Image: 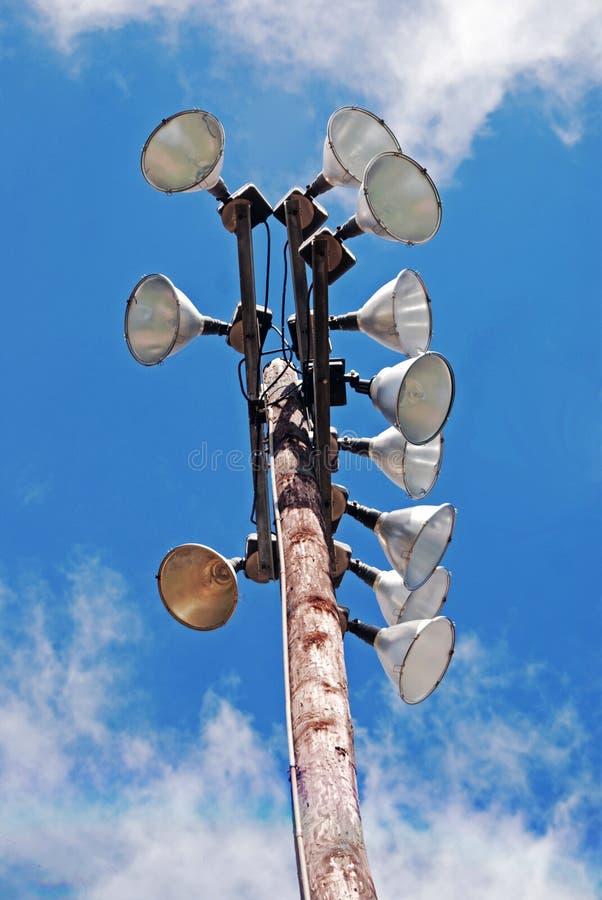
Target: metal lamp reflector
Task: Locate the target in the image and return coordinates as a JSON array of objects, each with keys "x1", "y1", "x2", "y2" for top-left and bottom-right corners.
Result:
[
  {"x1": 374, "y1": 566, "x2": 450, "y2": 624},
  {"x1": 375, "y1": 503, "x2": 456, "y2": 590},
  {"x1": 141, "y1": 109, "x2": 225, "y2": 194},
  {"x1": 370, "y1": 427, "x2": 443, "y2": 499},
  {"x1": 356, "y1": 151, "x2": 441, "y2": 244},
  {"x1": 322, "y1": 106, "x2": 400, "y2": 188},
  {"x1": 125, "y1": 273, "x2": 222, "y2": 366},
  {"x1": 370, "y1": 352, "x2": 454, "y2": 445},
  {"x1": 157, "y1": 543, "x2": 238, "y2": 631},
  {"x1": 375, "y1": 616, "x2": 455, "y2": 703}
]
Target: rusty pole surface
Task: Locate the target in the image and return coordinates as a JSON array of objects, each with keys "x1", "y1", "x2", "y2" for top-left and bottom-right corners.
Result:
[{"x1": 264, "y1": 357, "x2": 377, "y2": 900}]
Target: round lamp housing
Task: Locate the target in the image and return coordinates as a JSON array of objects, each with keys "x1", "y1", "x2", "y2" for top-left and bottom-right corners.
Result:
[
  {"x1": 375, "y1": 616, "x2": 455, "y2": 703},
  {"x1": 141, "y1": 109, "x2": 225, "y2": 194},
  {"x1": 125, "y1": 273, "x2": 208, "y2": 366},
  {"x1": 157, "y1": 543, "x2": 238, "y2": 631},
  {"x1": 370, "y1": 353, "x2": 455, "y2": 445},
  {"x1": 357, "y1": 269, "x2": 432, "y2": 356},
  {"x1": 356, "y1": 151, "x2": 442, "y2": 244},
  {"x1": 322, "y1": 106, "x2": 400, "y2": 188},
  {"x1": 369, "y1": 427, "x2": 443, "y2": 499},
  {"x1": 375, "y1": 503, "x2": 456, "y2": 590},
  {"x1": 374, "y1": 566, "x2": 450, "y2": 625}
]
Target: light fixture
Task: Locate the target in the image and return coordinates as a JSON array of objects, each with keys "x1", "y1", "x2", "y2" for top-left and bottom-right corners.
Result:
[
  {"x1": 349, "y1": 558, "x2": 450, "y2": 624},
  {"x1": 335, "y1": 151, "x2": 442, "y2": 245},
  {"x1": 157, "y1": 543, "x2": 242, "y2": 630},
  {"x1": 306, "y1": 106, "x2": 400, "y2": 198},
  {"x1": 346, "y1": 500, "x2": 456, "y2": 590},
  {"x1": 339, "y1": 428, "x2": 443, "y2": 499},
  {"x1": 329, "y1": 269, "x2": 432, "y2": 357},
  {"x1": 347, "y1": 352, "x2": 454, "y2": 445},
  {"x1": 141, "y1": 109, "x2": 230, "y2": 199},
  {"x1": 343, "y1": 611, "x2": 455, "y2": 704},
  {"x1": 124, "y1": 273, "x2": 229, "y2": 366}
]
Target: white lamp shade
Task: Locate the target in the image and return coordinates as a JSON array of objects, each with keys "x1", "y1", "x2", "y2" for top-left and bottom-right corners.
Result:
[
  {"x1": 374, "y1": 566, "x2": 450, "y2": 625},
  {"x1": 369, "y1": 352, "x2": 454, "y2": 445},
  {"x1": 125, "y1": 274, "x2": 206, "y2": 366},
  {"x1": 157, "y1": 544, "x2": 238, "y2": 630},
  {"x1": 141, "y1": 109, "x2": 225, "y2": 194},
  {"x1": 322, "y1": 106, "x2": 400, "y2": 188},
  {"x1": 356, "y1": 151, "x2": 441, "y2": 244},
  {"x1": 369, "y1": 426, "x2": 443, "y2": 499},
  {"x1": 374, "y1": 503, "x2": 456, "y2": 590},
  {"x1": 374, "y1": 616, "x2": 455, "y2": 703},
  {"x1": 357, "y1": 269, "x2": 432, "y2": 356}
]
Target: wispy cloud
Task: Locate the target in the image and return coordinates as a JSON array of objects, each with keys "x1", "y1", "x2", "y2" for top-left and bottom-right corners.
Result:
[
  {"x1": 23, "y1": 0, "x2": 602, "y2": 178},
  {"x1": 0, "y1": 558, "x2": 599, "y2": 897}
]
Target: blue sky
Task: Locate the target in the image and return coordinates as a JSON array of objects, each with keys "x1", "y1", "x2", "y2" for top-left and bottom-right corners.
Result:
[{"x1": 0, "y1": 1, "x2": 600, "y2": 897}]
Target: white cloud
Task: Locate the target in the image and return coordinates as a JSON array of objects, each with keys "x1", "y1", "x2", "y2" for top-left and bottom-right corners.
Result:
[
  {"x1": 0, "y1": 559, "x2": 599, "y2": 898},
  {"x1": 23, "y1": 0, "x2": 602, "y2": 178}
]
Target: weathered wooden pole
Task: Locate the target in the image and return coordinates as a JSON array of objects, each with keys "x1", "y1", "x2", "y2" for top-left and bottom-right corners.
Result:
[{"x1": 264, "y1": 357, "x2": 377, "y2": 900}]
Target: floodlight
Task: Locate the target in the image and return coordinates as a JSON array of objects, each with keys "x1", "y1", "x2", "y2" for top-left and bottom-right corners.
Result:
[
  {"x1": 336, "y1": 151, "x2": 442, "y2": 245},
  {"x1": 306, "y1": 106, "x2": 400, "y2": 198},
  {"x1": 346, "y1": 614, "x2": 455, "y2": 704},
  {"x1": 349, "y1": 558, "x2": 450, "y2": 624},
  {"x1": 346, "y1": 500, "x2": 456, "y2": 590},
  {"x1": 339, "y1": 428, "x2": 443, "y2": 499},
  {"x1": 141, "y1": 109, "x2": 229, "y2": 199},
  {"x1": 124, "y1": 274, "x2": 229, "y2": 366},
  {"x1": 347, "y1": 352, "x2": 454, "y2": 445},
  {"x1": 329, "y1": 269, "x2": 432, "y2": 357},
  {"x1": 157, "y1": 543, "x2": 239, "y2": 630}
]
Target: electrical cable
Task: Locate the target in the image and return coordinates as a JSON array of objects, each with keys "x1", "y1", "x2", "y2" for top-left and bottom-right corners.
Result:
[{"x1": 262, "y1": 220, "x2": 271, "y2": 314}]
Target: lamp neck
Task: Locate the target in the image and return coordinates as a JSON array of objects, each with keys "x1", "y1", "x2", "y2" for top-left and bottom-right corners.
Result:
[
  {"x1": 336, "y1": 217, "x2": 363, "y2": 241},
  {"x1": 347, "y1": 618, "x2": 380, "y2": 646},
  {"x1": 349, "y1": 558, "x2": 380, "y2": 588},
  {"x1": 345, "y1": 370, "x2": 372, "y2": 395},
  {"x1": 345, "y1": 500, "x2": 381, "y2": 531},
  {"x1": 208, "y1": 178, "x2": 231, "y2": 202},
  {"x1": 203, "y1": 316, "x2": 230, "y2": 336},
  {"x1": 229, "y1": 557, "x2": 245, "y2": 573},
  {"x1": 329, "y1": 312, "x2": 359, "y2": 332},
  {"x1": 305, "y1": 172, "x2": 333, "y2": 199},
  {"x1": 338, "y1": 436, "x2": 371, "y2": 457}
]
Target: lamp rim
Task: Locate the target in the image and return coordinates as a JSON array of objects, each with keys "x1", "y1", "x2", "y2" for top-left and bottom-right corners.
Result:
[
  {"x1": 399, "y1": 616, "x2": 455, "y2": 703},
  {"x1": 362, "y1": 151, "x2": 442, "y2": 245},
  {"x1": 326, "y1": 106, "x2": 401, "y2": 187},
  {"x1": 157, "y1": 542, "x2": 238, "y2": 632},
  {"x1": 140, "y1": 108, "x2": 225, "y2": 194},
  {"x1": 124, "y1": 273, "x2": 181, "y2": 366}
]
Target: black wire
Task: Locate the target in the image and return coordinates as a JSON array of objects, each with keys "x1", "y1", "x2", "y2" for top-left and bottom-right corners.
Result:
[
  {"x1": 237, "y1": 357, "x2": 250, "y2": 402},
  {"x1": 263, "y1": 220, "x2": 271, "y2": 314},
  {"x1": 280, "y1": 239, "x2": 289, "y2": 358},
  {"x1": 250, "y1": 222, "x2": 272, "y2": 526}
]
